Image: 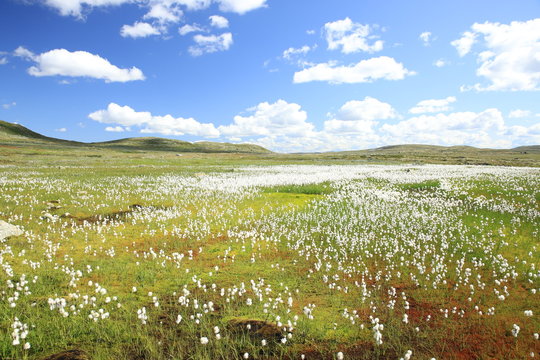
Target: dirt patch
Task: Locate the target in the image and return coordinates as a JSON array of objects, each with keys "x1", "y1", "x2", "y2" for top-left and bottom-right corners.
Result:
[
  {"x1": 41, "y1": 349, "x2": 90, "y2": 360},
  {"x1": 66, "y1": 204, "x2": 167, "y2": 225},
  {"x1": 227, "y1": 318, "x2": 284, "y2": 339}
]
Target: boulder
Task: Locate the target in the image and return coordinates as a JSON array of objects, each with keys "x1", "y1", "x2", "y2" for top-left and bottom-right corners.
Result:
[{"x1": 0, "y1": 220, "x2": 23, "y2": 241}]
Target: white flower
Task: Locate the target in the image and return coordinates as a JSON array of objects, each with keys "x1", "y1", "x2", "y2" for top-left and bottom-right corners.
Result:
[
  {"x1": 243, "y1": 353, "x2": 249, "y2": 359},
  {"x1": 200, "y1": 336, "x2": 209, "y2": 345},
  {"x1": 337, "y1": 351, "x2": 344, "y2": 359},
  {"x1": 512, "y1": 324, "x2": 520, "y2": 337},
  {"x1": 24, "y1": 342, "x2": 31, "y2": 350}
]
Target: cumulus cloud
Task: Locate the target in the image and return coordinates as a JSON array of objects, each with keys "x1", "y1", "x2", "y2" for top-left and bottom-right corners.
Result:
[
  {"x1": 143, "y1": 2, "x2": 183, "y2": 24},
  {"x1": 209, "y1": 15, "x2": 229, "y2": 28},
  {"x1": 188, "y1": 32, "x2": 233, "y2": 56},
  {"x1": 381, "y1": 109, "x2": 506, "y2": 147},
  {"x1": 419, "y1": 31, "x2": 432, "y2": 46},
  {"x1": 453, "y1": 18, "x2": 540, "y2": 91},
  {"x1": 324, "y1": 17, "x2": 383, "y2": 54},
  {"x1": 409, "y1": 96, "x2": 456, "y2": 114},
  {"x1": 15, "y1": 47, "x2": 144, "y2": 82},
  {"x1": 218, "y1": 100, "x2": 313, "y2": 138},
  {"x1": 293, "y1": 56, "x2": 414, "y2": 84},
  {"x1": 89, "y1": 103, "x2": 220, "y2": 137},
  {"x1": 323, "y1": 97, "x2": 397, "y2": 135},
  {"x1": 215, "y1": 0, "x2": 267, "y2": 14},
  {"x1": 451, "y1": 31, "x2": 476, "y2": 57},
  {"x1": 504, "y1": 123, "x2": 540, "y2": 145},
  {"x1": 120, "y1": 22, "x2": 160, "y2": 38}
]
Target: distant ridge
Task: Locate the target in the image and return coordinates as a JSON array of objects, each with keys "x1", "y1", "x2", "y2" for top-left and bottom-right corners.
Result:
[
  {"x1": 0, "y1": 120, "x2": 271, "y2": 154},
  {"x1": 1, "y1": 120, "x2": 539, "y2": 156},
  {"x1": 348, "y1": 143, "x2": 540, "y2": 154}
]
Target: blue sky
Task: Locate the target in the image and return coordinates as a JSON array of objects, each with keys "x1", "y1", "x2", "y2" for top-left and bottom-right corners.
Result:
[{"x1": 1, "y1": 0, "x2": 539, "y2": 152}]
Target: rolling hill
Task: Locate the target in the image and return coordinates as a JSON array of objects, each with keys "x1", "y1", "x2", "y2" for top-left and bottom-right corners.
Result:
[{"x1": 0, "y1": 120, "x2": 271, "y2": 154}]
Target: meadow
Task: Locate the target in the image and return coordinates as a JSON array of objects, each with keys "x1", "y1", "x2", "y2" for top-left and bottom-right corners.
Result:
[{"x1": 0, "y1": 157, "x2": 539, "y2": 359}]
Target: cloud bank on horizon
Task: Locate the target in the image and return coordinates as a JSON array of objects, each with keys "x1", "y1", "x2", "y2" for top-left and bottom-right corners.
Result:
[{"x1": 1, "y1": 0, "x2": 539, "y2": 152}]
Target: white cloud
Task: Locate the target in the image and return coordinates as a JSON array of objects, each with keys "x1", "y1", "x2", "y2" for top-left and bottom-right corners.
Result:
[
  {"x1": 282, "y1": 45, "x2": 312, "y2": 60},
  {"x1": 409, "y1": 96, "x2": 456, "y2": 114},
  {"x1": 43, "y1": 0, "x2": 130, "y2": 18},
  {"x1": 2, "y1": 102, "x2": 16, "y2": 110},
  {"x1": 324, "y1": 97, "x2": 397, "y2": 135},
  {"x1": 143, "y1": 2, "x2": 183, "y2": 24},
  {"x1": 451, "y1": 31, "x2": 476, "y2": 57},
  {"x1": 293, "y1": 56, "x2": 414, "y2": 84},
  {"x1": 89, "y1": 103, "x2": 220, "y2": 137},
  {"x1": 179, "y1": 24, "x2": 205, "y2": 35},
  {"x1": 336, "y1": 97, "x2": 397, "y2": 121},
  {"x1": 215, "y1": 0, "x2": 267, "y2": 14},
  {"x1": 434, "y1": 59, "x2": 448, "y2": 68},
  {"x1": 17, "y1": 47, "x2": 144, "y2": 82},
  {"x1": 508, "y1": 109, "x2": 532, "y2": 118},
  {"x1": 453, "y1": 18, "x2": 540, "y2": 91},
  {"x1": 0, "y1": 57, "x2": 7, "y2": 65},
  {"x1": 13, "y1": 46, "x2": 37, "y2": 61},
  {"x1": 381, "y1": 108, "x2": 506, "y2": 147},
  {"x1": 306, "y1": 29, "x2": 315, "y2": 35},
  {"x1": 419, "y1": 31, "x2": 432, "y2": 46},
  {"x1": 209, "y1": 15, "x2": 229, "y2": 28},
  {"x1": 55, "y1": 127, "x2": 67, "y2": 132},
  {"x1": 121, "y1": 22, "x2": 160, "y2": 38},
  {"x1": 175, "y1": 0, "x2": 212, "y2": 10},
  {"x1": 218, "y1": 100, "x2": 313, "y2": 138},
  {"x1": 324, "y1": 17, "x2": 383, "y2": 54},
  {"x1": 105, "y1": 126, "x2": 127, "y2": 132},
  {"x1": 188, "y1": 32, "x2": 233, "y2": 56}
]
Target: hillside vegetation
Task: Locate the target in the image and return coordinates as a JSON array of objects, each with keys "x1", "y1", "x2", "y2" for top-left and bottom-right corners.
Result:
[
  {"x1": 1, "y1": 120, "x2": 539, "y2": 166},
  {"x1": 0, "y1": 120, "x2": 271, "y2": 154}
]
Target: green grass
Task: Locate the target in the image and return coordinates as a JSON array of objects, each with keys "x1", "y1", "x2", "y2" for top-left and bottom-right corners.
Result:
[
  {"x1": 0, "y1": 143, "x2": 538, "y2": 360},
  {"x1": 261, "y1": 182, "x2": 333, "y2": 195}
]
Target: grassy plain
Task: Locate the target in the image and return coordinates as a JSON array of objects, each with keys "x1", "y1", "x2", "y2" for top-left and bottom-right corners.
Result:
[{"x1": 0, "y1": 128, "x2": 539, "y2": 360}]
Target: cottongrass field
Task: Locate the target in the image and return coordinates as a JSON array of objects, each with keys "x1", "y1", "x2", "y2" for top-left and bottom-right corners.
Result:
[{"x1": 0, "y1": 163, "x2": 539, "y2": 359}]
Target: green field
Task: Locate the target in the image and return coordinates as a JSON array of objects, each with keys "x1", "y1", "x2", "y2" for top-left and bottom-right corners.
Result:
[{"x1": 1, "y1": 123, "x2": 539, "y2": 360}]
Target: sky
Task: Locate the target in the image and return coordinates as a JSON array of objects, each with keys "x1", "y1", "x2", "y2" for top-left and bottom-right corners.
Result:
[{"x1": 1, "y1": 0, "x2": 540, "y2": 152}]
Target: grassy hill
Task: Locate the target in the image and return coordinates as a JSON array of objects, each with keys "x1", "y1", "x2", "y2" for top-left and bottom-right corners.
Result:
[
  {"x1": 0, "y1": 120, "x2": 83, "y2": 146},
  {"x1": 0, "y1": 120, "x2": 271, "y2": 154},
  {"x1": 1, "y1": 120, "x2": 539, "y2": 166}
]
